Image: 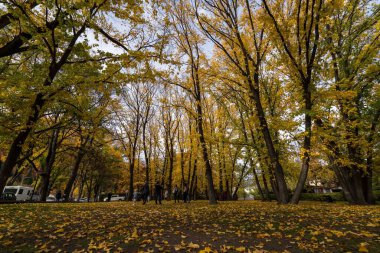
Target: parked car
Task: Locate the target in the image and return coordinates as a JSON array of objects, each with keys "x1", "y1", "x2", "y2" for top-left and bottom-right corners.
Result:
[
  {"x1": 0, "y1": 192, "x2": 17, "y2": 202},
  {"x1": 132, "y1": 191, "x2": 143, "y2": 201},
  {"x1": 78, "y1": 197, "x2": 91, "y2": 202},
  {"x1": 46, "y1": 195, "x2": 56, "y2": 202},
  {"x1": 31, "y1": 193, "x2": 41, "y2": 201},
  {"x1": 3, "y1": 186, "x2": 33, "y2": 201},
  {"x1": 103, "y1": 195, "x2": 125, "y2": 202}
]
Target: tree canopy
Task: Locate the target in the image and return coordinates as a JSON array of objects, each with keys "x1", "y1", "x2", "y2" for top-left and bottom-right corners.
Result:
[{"x1": 0, "y1": 0, "x2": 379, "y2": 205}]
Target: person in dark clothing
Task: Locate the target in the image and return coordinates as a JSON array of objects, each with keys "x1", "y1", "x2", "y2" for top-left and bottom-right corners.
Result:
[
  {"x1": 154, "y1": 181, "x2": 162, "y2": 204},
  {"x1": 183, "y1": 183, "x2": 189, "y2": 203},
  {"x1": 56, "y1": 190, "x2": 62, "y2": 202},
  {"x1": 107, "y1": 193, "x2": 112, "y2": 202},
  {"x1": 142, "y1": 181, "x2": 149, "y2": 205},
  {"x1": 173, "y1": 185, "x2": 179, "y2": 203}
]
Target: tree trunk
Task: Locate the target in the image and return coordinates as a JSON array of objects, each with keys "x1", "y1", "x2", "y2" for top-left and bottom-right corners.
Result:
[
  {"x1": 0, "y1": 25, "x2": 85, "y2": 194},
  {"x1": 218, "y1": 145, "x2": 223, "y2": 198},
  {"x1": 248, "y1": 73, "x2": 289, "y2": 203},
  {"x1": 0, "y1": 94, "x2": 44, "y2": 193},
  {"x1": 189, "y1": 155, "x2": 197, "y2": 201},
  {"x1": 251, "y1": 159, "x2": 264, "y2": 201},
  {"x1": 291, "y1": 85, "x2": 312, "y2": 204},
  {"x1": 195, "y1": 96, "x2": 217, "y2": 204},
  {"x1": 64, "y1": 135, "x2": 89, "y2": 201},
  {"x1": 142, "y1": 124, "x2": 150, "y2": 196},
  {"x1": 167, "y1": 138, "x2": 175, "y2": 199},
  {"x1": 232, "y1": 160, "x2": 249, "y2": 198},
  {"x1": 128, "y1": 156, "x2": 135, "y2": 201},
  {"x1": 262, "y1": 171, "x2": 271, "y2": 201},
  {"x1": 316, "y1": 119, "x2": 374, "y2": 205},
  {"x1": 40, "y1": 129, "x2": 59, "y2": 201}
]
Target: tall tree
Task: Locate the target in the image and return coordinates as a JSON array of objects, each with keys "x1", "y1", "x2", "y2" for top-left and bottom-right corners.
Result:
[
  {"x1": 262, "y1": 0, "x2": 324, "y2": 203},
  {"x1": 195, "y1": 0, "x2": 289, "y2": 203},
  {"x1": 166, "y1": 0, "x2": 218, "y2": 203}
]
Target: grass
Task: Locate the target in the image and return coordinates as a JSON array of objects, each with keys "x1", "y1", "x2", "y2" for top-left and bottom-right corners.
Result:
[{"x1": 0, "y1": 200, "x2": 379, "y2": 252}]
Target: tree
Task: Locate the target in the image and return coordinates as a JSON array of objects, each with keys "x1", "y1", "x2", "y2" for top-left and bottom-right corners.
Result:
[
  {"x1": 195, "y1": 0, "x2": 289, "y2": 203},
  {"x1": 315, "y1": 0, "x2": 379, "y2": 204},
  {"x1": 262, "y1": 0, "x2": 324, "y2": 204},
  {"x1": 165, "y1": 0, "x2": 218, "y2": 204},
  {"x1": 0, "y1": 0, "x2": 147, "y2": 194}
]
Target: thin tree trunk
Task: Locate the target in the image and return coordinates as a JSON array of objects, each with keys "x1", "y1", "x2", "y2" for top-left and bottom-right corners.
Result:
[
  {"x1": 232, "y1": 159, "x2": 249, "y2": 198},
  {"x1": 218, "y1": 143, "x2": 223, "y2": 198},
  {"x1": 167, "y1": 137, "x2": 175, "y2": 199},
  {"x1": 189, "y1": 154, "x2": 197, "y2": 200}
]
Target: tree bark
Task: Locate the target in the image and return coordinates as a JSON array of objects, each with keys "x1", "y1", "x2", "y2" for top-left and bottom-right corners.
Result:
[
  {"x1": 291, "y1": 85, "x2": 312, "y2": 204},
  {"x1": 248, "y1": 72, "x2": 289, "y2": 203},
  {"x1": 0, "y1": 24, "x2": 86, "y2": 194},
  {"x1": 40, "y1": 129, "x2": 59, "y2": 201},
  {"x1": 64, "y1": 135, "x2": 90, "y2": 201},
  {"x1": 196, "y1": 100, "x2": 217, "y2": 204}
]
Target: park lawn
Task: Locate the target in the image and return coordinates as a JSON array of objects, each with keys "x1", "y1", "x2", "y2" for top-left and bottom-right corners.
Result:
[{"x1": 0, "y1": 201, "x2": 379, "y2": 253}]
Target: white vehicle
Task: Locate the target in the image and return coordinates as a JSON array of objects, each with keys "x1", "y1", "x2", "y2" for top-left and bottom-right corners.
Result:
[
  {"x1": 3, "y1": 186, "x2": 34, "y2": 201},
  {"x1": 31, "y1": 193, "x2": 41, "y2": 201},
  {"x1": 103, "y1": 195, "x2": 124, "y2": 202},
  {"x1": 46, "y1": 195, "x2": 56, "y2": 202},
  {"x1": 78, "y1": 197, "x2": 89, "y2": 202}
]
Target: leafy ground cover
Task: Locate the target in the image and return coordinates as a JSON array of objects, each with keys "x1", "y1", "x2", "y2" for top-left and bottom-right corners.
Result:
[{"x1": 0, "y1": 201, "x2": 379, "y2": 252}]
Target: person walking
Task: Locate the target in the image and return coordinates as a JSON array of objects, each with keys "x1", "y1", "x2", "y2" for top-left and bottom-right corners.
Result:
[
  {"x1": 142, "y1": 181, "x2": 149, "y2": 205},
  {"x1": 173, "y1": 185, "x2": 179, "y2": 203},
  {"x1": 154, "y1": 181, "x2": 163, "y2": 204},
  {"x1": 56, "y1": 190, "x2": 62, "y2": 202},
  {"x1": 183, "y1": 183, "x2": 189, "y2": 203}
]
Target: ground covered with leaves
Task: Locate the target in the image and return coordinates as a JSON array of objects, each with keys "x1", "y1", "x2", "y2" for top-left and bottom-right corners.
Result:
[{"x1": 0, "y1": 201, "x2": 379, "y2": 252}]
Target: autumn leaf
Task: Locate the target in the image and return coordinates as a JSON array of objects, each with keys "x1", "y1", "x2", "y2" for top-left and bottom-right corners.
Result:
[
  {"x1": 236, "y1": 246, "x2": 246, "y2": 252},
  {"x1": 359, "y1": 243, "x2": 368, "y2": 253},
  {"x1": 199, "y1": 246, "x2": 213, "y2": 253},
  {"x1": 188, "y1": 242, "x2": 200, "y2": 249}
]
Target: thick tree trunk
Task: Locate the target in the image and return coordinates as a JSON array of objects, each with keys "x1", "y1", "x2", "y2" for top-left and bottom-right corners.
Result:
[
  {"x1": 64, "y1": 135, "x2": 89, "y2": 201},
  {"x1": 291, "y1": 87, "x2": 312, "y2": 204},
  {"x1": 193, "y1": 175, "x2": 198, "y2": 200},
  {"x1": 64, "y1": 150, "x2": 85, "y2": 201},
  {"x1": 0, "y1": 94, "x2": 44, "y2": 193},
  {"x1": 0, "y1": 25, "x2": 85, "y2": 194},
  {"x1": 40, "y1": 129, "x2": 59, "y2": 201},
  {"x1": 316, "y1": 119, "x2": 375, "y2": 205},
  {"x1": 86, "y1": 177, "x2": 93, "y2": 202},
  {"x1": 77, "y1": 180, "x2": 84, "y2": 202},
  {"x1": 195, "y1": 91, "x2": 217, "y2": 204},
  {"x1": 76, "y1": 171, "x2": 87, "y2": 202},
  {"x1": 248, "y1": 73, "x2": 289, "y2": 203},
  {"x1": 262, "y1": 171, "x2": 271, "y2": 201}
]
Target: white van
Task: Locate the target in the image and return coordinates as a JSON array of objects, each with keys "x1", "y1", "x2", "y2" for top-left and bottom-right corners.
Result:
[{"x1": 3, "y1": 186, "x2": 34, "y2": 201}]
